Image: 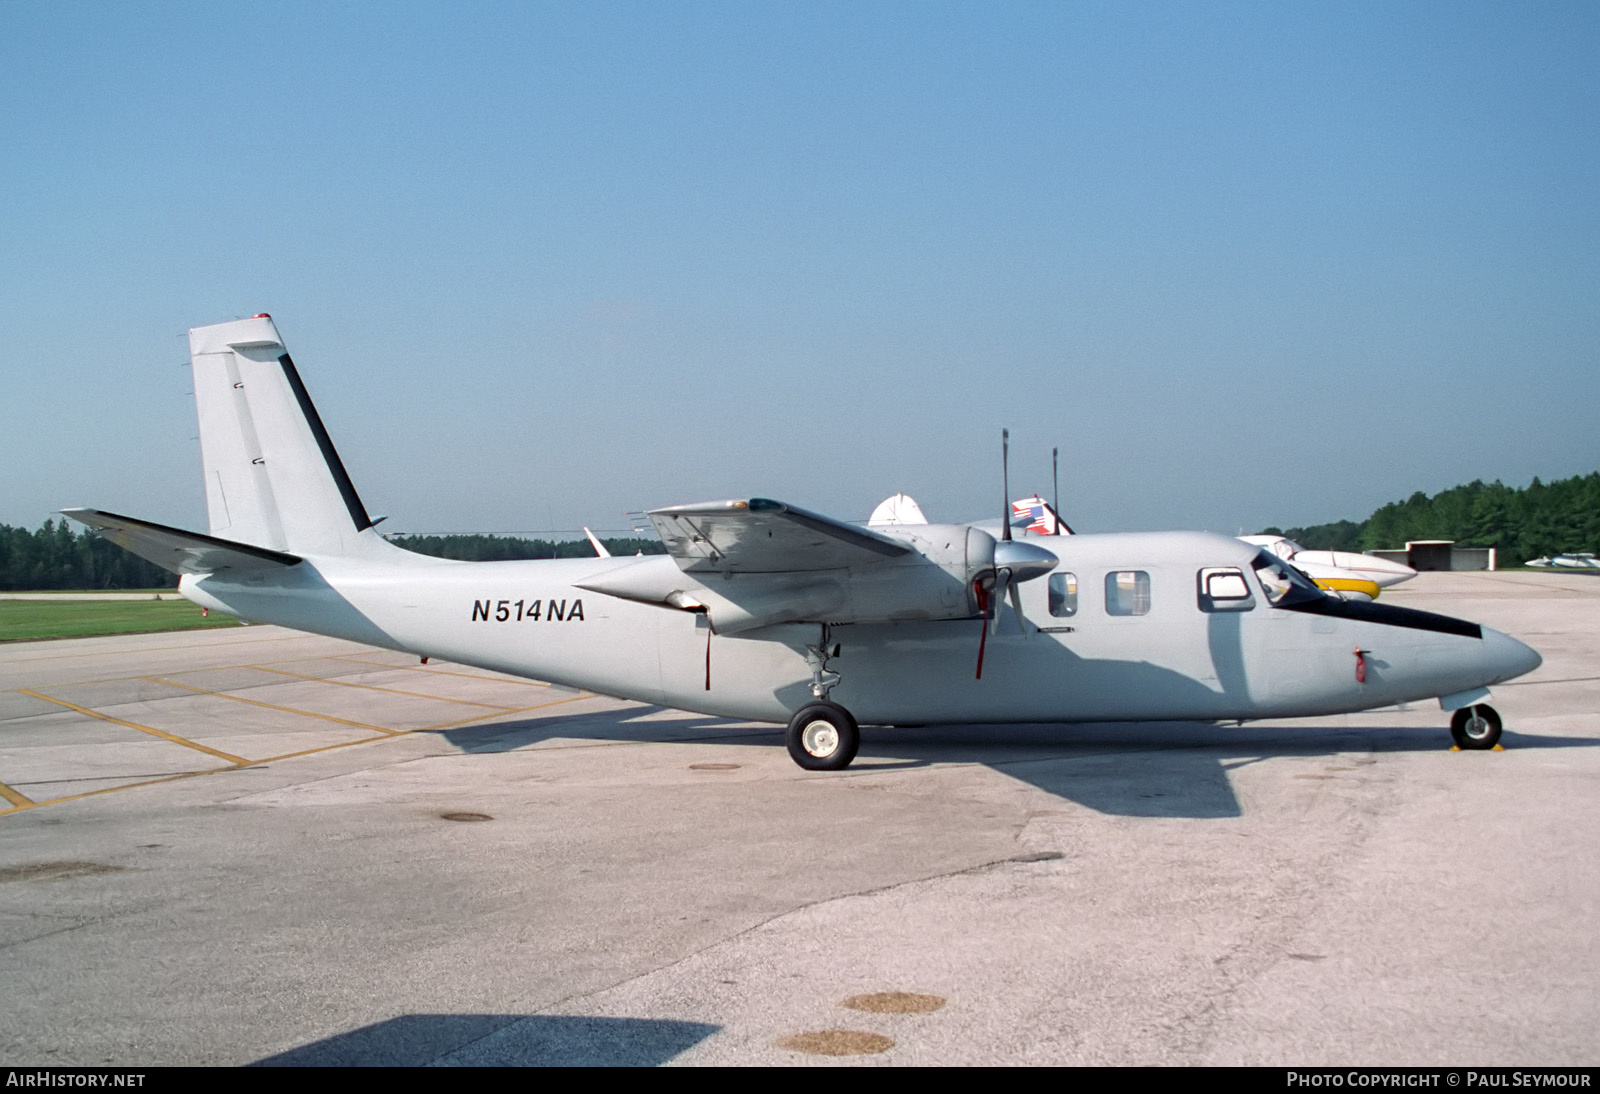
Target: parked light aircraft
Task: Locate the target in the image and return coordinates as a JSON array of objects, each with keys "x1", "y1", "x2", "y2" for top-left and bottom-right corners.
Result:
[
  {"x1": 1239, "y1": 534, "x2": 1416, "y2": 601},
  {"x1": 1527, "y1": 553, "x2": 1599, "y2": 570},
  {"x1": 65, "y1": 315, "x2": 1541, "y2": 770}
]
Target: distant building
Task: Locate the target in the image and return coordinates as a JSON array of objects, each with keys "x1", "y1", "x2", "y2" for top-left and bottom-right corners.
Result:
[{"x1": 1367, "y1": 541, "x2": 1496, "y2": 572}]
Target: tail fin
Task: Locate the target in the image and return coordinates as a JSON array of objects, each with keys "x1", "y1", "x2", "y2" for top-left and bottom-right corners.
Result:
[
  {"x1": 189, "y1": 315, "x2": 393, "y2": 559},
  {"x1": 1010, "y1": 495, "x2": 1073, "y2": 535}
]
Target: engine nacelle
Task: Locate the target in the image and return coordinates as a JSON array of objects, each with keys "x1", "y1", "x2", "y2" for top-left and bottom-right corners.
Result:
[{"x1": 575, "y1": 524, "x2": 1060, "y2": 634}]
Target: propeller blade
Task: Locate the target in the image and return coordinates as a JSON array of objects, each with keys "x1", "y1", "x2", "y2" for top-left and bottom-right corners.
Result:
[
  {"x1": 989, "y1": 568, "x2": 1013, "y2": 636},
  {"x1": 1007, "y1": 580, "x2": 1028, "y2": 638}
]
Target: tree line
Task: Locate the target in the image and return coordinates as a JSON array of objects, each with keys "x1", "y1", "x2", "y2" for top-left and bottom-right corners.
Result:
[
  {"x1": 1268, "y1": 472, "x2": 1600, "y2": 564},
  {"x1": 385, "y1": 533, "x2": 666, "y2": 561},
  {"x1": 0, "y1": 519, "x2": 177, "y2": 591},
  {"x1": 6, "y1": 473, "x2": 1593, "y2": 589},
  {"x1": 0, "y1": 521, "x2": 664, "y2": 591}
]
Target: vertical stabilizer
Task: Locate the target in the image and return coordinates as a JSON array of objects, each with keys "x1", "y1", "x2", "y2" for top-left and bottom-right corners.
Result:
[{"x1": 189, "y1": 315, "x2": 391, "y2": 558}]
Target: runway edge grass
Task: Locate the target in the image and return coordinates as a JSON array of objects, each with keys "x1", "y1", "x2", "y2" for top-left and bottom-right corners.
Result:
[{"x1": 0, "y1": 600, "x2": 242, "y2": 642}]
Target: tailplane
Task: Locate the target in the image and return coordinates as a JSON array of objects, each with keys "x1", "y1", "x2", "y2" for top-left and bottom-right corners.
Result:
[{"x1": 189, "y1": 315, "x2": 395, "y2": 559}]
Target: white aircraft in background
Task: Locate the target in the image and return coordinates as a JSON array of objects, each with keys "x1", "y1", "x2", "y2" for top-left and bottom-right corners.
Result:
[
  {"x1": 1526, "y1": 553, "x2": 1599, "y2": 569},
  {"x1": 65, "y1": 315, "x2": 1539, "y2": 770},
  {"x1": 1239, "y1": 534, "x2": 1416, "y2": 601}
]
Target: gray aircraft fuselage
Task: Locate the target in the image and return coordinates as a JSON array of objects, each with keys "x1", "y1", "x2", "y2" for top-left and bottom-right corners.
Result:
[{"x1": 179, "y1": 528, "x2": 1536, "y2": 729}]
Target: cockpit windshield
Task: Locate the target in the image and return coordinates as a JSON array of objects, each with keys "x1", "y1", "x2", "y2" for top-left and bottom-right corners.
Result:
[{"x1": 1251, "y1": 551, "x2": 1326, "y2": 607}]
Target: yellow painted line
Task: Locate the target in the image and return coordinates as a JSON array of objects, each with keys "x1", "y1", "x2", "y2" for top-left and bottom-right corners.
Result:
[
  {"x1": 0, "y1": 768, "x2": 227, "y2": 816},
  {"x1": 144, "y1": 676, "x2": 401, "y2": 735},
  {"x1": 415, "y1": 692, "x2": 595, "y2": 732},
  {"x1": 16, "y1": 689, "x2": 251, "y2": 766},
  {"x1": 0, "y1": 780, "x2": 34, "y2": 808},
  {"x1": 241, "y1": 734, "x2": 400, "y2": 764},
  {"x1": 333, "y1": 656, "x2": 554, "y2": 687},
  {"x1": 0, "y1": 691, "x2": 600, "y2": 817},
  {"x1": 251, "y1": 666, "x2": 514, "y2": 709}
]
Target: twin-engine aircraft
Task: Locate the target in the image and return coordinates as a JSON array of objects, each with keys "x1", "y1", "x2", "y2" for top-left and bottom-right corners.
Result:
[{"x1": 66, "y1": 315, "x2": 1541, "y2": 770}]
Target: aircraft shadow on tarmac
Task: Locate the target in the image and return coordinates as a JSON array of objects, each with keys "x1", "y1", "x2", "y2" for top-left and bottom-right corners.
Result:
[
  {"x1": 425, "y1": 707, "x2": 1597, "y2": 822},
  {"x1": 251, "y1": 1013, "x2": 719, "y2": 1067}
]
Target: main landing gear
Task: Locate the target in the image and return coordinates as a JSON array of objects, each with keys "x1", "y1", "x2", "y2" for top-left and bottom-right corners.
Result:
[
  {"x1": 786, "y1": 701, "x2": 860, "y2": 771},
  {"x1": 1450, "y1": 704, "x2": 1503, "y2": 750}
]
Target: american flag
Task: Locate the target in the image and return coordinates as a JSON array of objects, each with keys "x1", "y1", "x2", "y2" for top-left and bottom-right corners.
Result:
[{"x1": 1012, "y1": 495, "x2": 1065, "y2": 535}]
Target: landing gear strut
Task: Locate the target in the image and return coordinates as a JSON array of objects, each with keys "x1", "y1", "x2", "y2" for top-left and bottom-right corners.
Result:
[
  {"x1": 1450, "y1": 704, "x2": 1502, "y2": 750},
  {"x1": 786, "y1": 701, "x2": 860, "y2": 771}
]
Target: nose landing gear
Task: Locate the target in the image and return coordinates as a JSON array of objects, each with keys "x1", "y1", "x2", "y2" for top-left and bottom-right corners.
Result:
[{"x1": 1450, "y1": 704, "x2": 1502, "y2": 750}]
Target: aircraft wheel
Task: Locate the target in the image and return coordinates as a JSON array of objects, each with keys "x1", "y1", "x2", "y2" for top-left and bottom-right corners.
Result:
[
  {"x1": 786, "y1": 702, "x2": 860, "y2": 771},
  {"x1": 1450, "y1": 704, "x2": 1502, "y2": 750}
]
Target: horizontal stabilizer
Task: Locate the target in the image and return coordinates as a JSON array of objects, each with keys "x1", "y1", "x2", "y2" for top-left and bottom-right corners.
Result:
[
  {"x1": 61, "y1": 508, "x2": 302, "y2": 576},
  {"x1": 648, "y1": 498, "x2": 911, "y2": 573}
]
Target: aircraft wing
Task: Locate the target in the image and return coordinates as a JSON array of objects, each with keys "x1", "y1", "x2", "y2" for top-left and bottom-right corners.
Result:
[
  {"x1": 61, "y1": 509, "x2": 303, "y2": 575},
  {"x1": 647, "y1": 498, "x2": 911, "y2": 573}
]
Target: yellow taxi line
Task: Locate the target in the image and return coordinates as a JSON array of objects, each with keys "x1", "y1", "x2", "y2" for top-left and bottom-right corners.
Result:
[
  {"x1": 0, "y1": 768, "x2": 229, "y2": 816},
  {"x1": 0, "y1": 692, "x2": 600, "y2": 816},
  {"x1": 251, "y1": 666, "x2": 515, "y2": 708},
  {"x1": 234, "y1": 734, "x2": 401, "y2": 765},
  {"x1": 413, "y1": 692, "x2": 595, "y2": 732},
  {"x1": 144, "y1": 676, "x2": 400, "y2": 735},
  {"x1": 16, "y1": 690, "x2": 251, "y2": 766}
]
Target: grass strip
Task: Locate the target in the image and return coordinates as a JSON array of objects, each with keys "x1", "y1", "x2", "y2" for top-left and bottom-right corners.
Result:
[{"x1": 0, "y1": 600, "x2": 242, "y2": 642}]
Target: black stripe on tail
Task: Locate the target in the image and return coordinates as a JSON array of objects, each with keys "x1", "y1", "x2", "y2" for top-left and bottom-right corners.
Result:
[{"x1": 277, "y1": 354, "x2": 375, "y2": 533}]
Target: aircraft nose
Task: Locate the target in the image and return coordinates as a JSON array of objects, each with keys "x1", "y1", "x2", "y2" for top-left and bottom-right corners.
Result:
[{"x1": 1483, "y1": 627, "x2": 1542, "y2": 683}]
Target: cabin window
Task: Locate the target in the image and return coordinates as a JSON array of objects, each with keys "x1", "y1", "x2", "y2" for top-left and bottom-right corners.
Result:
[
  {"x1": 1048, "y1": 572, "x2": 1078, "y2": 617},
  {"x1": 1104, "y1": 570, "x2": 1151, "y2": 616},
  {"x1": 1198, "y1": 566, "x2": 1255, "y2": 612}
]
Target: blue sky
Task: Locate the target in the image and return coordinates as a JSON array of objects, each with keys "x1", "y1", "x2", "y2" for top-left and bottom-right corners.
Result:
[{"x1": 4, "y1": 2, "x2": 1596, "y2": 538}]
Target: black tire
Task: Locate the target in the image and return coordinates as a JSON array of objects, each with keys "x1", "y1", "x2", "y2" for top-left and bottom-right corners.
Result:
[
  {"x1": 785, "y1": 701, "x2": 860, "y2": 771},
  {"x1": 1450, "y1": 704, "x2": 1502, "y2": 750}
]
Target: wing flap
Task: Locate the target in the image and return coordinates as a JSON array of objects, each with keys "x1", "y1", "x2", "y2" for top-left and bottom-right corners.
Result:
[
  {"x1": 647, "y1": 498, "x2": 910, "y2": 573},
  {"x1": 61, "y1": 508, "x2": 303, "y2": 576}
]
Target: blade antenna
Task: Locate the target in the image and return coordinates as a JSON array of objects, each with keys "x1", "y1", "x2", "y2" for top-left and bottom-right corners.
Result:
[
  {"x1": 1052, "y1": 446, "x2": 1060, "y2": 535},
  {"x1": 1001, "y1": 428, "x2": 1012, "y2": 541}
]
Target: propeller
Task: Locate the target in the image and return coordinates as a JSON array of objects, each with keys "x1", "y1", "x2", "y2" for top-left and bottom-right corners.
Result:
[{"x1": 973, "y1": 429, "x2": 1058, "y2": 678}]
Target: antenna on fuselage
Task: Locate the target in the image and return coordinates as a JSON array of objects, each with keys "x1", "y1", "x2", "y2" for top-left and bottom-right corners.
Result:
[
  {"x1": 1001, "y1": 428, "x2": 1012, "y2": 542},
  {"x1": 1052, "y1": 446, "x2": 1060, "y2": 536}
]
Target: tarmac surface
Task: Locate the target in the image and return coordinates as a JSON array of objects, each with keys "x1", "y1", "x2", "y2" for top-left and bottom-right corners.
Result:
[{"x1": 0, "y1": 571, "x2": 1595, "y2": 1066}]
